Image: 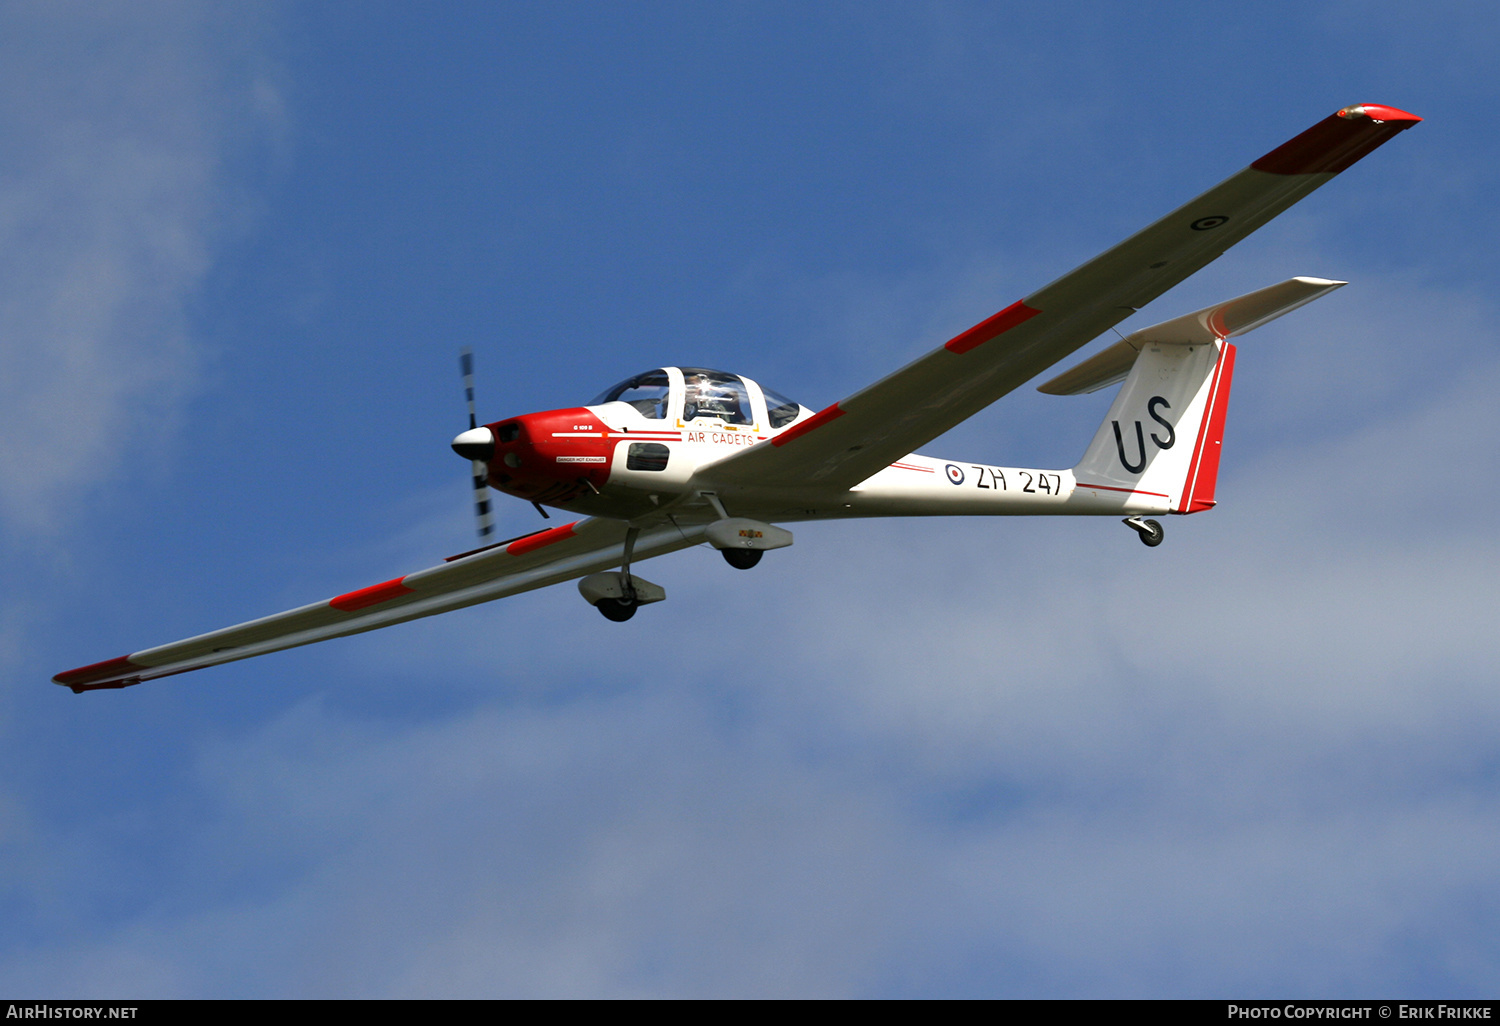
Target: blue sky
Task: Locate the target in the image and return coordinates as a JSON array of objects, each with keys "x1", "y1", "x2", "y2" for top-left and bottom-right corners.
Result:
[{"x1": 3, "y1": 0, "x2": 1498, "y2": 998}]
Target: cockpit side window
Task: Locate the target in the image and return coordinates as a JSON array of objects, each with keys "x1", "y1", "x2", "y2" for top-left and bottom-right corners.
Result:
[
  {"x1": 680, "y1": 368, "x2": 752, "y2": 426},
  {"x1": 590, "y1": 370, "x2": 671, "y2": 419},
  {"x1": 760, "y1": 386, "x2": 805, "y2": 429}
]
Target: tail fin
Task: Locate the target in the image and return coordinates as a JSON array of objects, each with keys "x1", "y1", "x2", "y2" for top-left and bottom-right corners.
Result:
[
  {"x1": 1067, "y1": 339, "x2": 1236, "y2": 512},
  {"x1": 1042, "y1": 277, "x2": 1343, "y2": 513}
]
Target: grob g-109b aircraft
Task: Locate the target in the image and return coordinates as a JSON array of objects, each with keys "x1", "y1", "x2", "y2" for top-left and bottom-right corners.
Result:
[{"x1": 55, "y1": 104, "x2": 1421, "y2": 693}]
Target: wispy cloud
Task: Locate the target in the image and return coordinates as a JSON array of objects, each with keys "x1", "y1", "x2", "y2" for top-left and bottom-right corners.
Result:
[
  {"x1": 0, "y1": 0, "x2": 281, "y2": 535},
  {"x1": 3, "y1": 4, "x2": 1492, "y2": 999},
  {"x1": 16, "y1": 279, "x2": 1489, "y2": 997}
]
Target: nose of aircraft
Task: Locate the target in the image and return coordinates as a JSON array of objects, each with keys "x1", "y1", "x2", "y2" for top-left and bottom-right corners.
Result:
[{"x1": 451, "y1": 426, "x2": 495, "y2": 461}]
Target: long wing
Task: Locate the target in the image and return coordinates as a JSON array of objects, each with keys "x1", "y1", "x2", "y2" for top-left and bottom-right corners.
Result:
[
  {"x1": 703, "y1": 104, "x2": 1419, "y2": 495},
  {"x1": 53, "y1": 518, "x2": 705, "y2": 692}
]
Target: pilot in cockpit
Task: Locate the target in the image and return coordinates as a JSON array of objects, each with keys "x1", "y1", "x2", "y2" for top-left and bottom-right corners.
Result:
[{"x1": 684, "y1": 372, "x2": 738, "y2": 421}]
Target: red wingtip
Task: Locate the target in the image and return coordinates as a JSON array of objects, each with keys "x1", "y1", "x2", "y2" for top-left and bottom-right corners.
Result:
[
  {"x1": 1251, "y1": 104, "x2": 1422, "y2": 176},
  {"x1": 1338, "y1": 103, "x2": 1422, "y2": 125},
  {"x1": 53, "y1": 654, "x2": 144, "y2": 689}
]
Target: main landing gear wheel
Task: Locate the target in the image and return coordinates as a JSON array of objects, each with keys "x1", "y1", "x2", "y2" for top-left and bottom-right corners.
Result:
[
  {"x1": 1123, "y1": 516, "x2": 1165, "y2": 547},
  {"x1": 721, "y1": 548, "x2": 763, "y2": 570},
  {"x1": 596, "y1": 598, "x2": 638, "y2": 622}
]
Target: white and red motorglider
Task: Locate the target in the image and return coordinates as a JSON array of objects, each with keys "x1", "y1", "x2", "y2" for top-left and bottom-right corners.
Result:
[{"x1": 56, "y1": 104, "x2": 1421, "y2": 693}]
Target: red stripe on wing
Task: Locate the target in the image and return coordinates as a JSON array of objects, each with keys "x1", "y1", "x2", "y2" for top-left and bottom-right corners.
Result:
[
  {"x1": 944, "y1": 300, "x2": 1041, "y2": 355},
  {"x1": 771, "y1": 403, "x2": 845, "y2": 447},
  {"x1": 506, "y1": 521, "x2": 578, "y2": 555},
  {"x1": 330, "y1": 577, "x2": 414, "y2": 612}
]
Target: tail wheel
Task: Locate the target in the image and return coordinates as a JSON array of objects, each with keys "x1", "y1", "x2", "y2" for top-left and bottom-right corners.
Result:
[
  {"x1": 1138, "y1": 519, "x2": 1164, "y2": 547},
  {"x1": 721, "y1": 548, "x2": 762, "y2": 570},
  {"x1": 596, "y1": 598, "x2": 638, "y2": 622}
]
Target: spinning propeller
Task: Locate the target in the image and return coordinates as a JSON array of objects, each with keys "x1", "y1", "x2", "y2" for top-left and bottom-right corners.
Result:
[{"x1": 455, "y1": 349, "x2": 495, "y2": 541}]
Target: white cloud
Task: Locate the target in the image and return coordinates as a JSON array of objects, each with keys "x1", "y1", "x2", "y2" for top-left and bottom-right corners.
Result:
[
  {"x1": 0, "y1": 695, "x2": 925, "y2": 997},
  {"x1": 3, "y1": 8, "x2": 1494, "y2": 997},
  {"x1": 0, "y1": 1, "x2": 281, "y2": 535},
  {"x1": 14, "y1": 319, "x2": 1491, "y2": 997}
]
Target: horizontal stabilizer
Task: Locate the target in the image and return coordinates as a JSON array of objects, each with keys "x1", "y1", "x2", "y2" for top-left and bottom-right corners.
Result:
[{"x1": 1037, "y1": 277, "x2": 1345, "y2": 395}]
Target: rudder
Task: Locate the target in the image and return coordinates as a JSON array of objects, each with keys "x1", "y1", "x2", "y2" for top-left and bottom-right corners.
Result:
[
  {"x1": 1070, "y1": 339, "x2": 1235, "y2": 513},
  {"x1": 1043, "y1": 276, "x2": 1342, "y2": 515},
  {"x1": 1177, "y1": 341, "x2": 1236, "y2": 513}
]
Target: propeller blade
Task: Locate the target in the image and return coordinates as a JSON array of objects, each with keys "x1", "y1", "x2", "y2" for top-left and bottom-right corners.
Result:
[
  {"x1": 461, "y1": 348, "x2": 479, "y2": 431},
  {"x1": 472, "y1": 461, "x2": 495, "y2": 539},
  {"x1": 460, "y1": 349, "x2": 495, "y2": 540}
]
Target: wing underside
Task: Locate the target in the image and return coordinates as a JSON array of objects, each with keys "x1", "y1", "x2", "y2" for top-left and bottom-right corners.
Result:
[
  {"x1": 53, "y1": 518, "x2": 706, "y2": 692},
  {"x1": 702, "y1": 104, "x2": 1419, "y2": 497}
]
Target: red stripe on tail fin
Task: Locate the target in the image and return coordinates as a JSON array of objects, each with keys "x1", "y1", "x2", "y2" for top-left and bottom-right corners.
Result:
[{"x1": 1177, "y1": 342, "x2": 1237, "y2": 514}]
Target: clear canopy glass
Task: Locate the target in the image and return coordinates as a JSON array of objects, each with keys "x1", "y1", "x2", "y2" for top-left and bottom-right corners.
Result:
[
  {"x1": 679, "y1": 368, "x2": 753, "y2": 425},
  {"x1": 590, "y1": 369, "x2": 671, "y2": 419}
]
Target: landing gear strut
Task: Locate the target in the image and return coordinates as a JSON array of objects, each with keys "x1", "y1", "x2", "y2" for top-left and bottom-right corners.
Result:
[
  {"x1": 601, "y1": 526, "x2": 642, "y2": 620},
  {"x1": 578, "y1": 526, "x2": 667, "y2": 620},
  {"x1": 1123, "y1": 516, "x2": 1164, "y2": 547}
]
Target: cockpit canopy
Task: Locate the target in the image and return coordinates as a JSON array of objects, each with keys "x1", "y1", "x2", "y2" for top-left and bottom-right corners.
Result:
[
  {"x1": 591, "y1": 369, "x2": 673, "y2": 419},
  {"x1": 589, "y1": 367, "x2": 807, "y2": 429}
]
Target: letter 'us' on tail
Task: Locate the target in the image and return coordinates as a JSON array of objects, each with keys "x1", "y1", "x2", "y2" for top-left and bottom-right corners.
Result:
[
  {"x1": 1041, "y1": 276, "x2": 1346, "y2": 515},
  {"x1": 1072, "y1": 339, "x2": 1236, "y2": 512}
]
